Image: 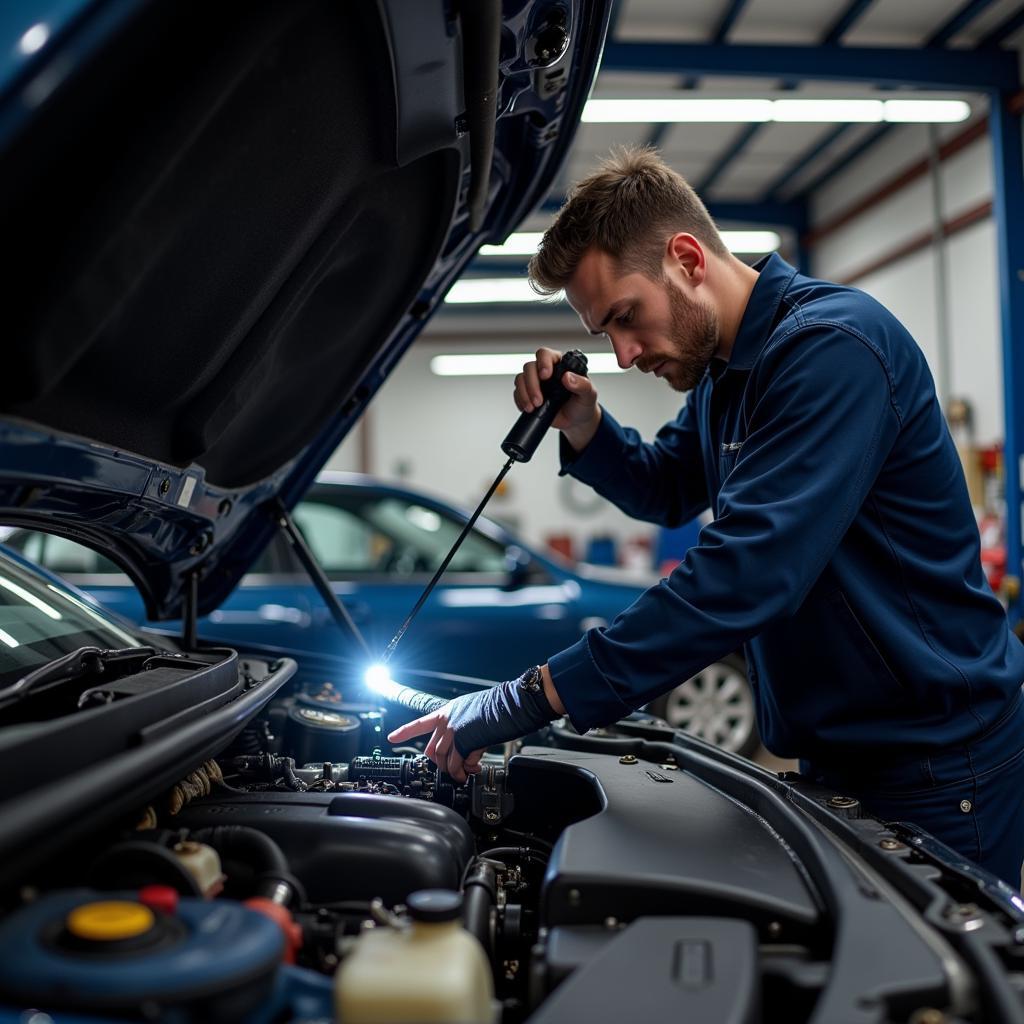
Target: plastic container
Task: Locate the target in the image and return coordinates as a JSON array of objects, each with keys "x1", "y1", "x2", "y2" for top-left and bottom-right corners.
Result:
[{"x1": 334, "y1": 890, "x2": 494, "y2": 1024}]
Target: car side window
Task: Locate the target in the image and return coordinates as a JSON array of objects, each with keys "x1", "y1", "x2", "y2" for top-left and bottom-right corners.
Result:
[
  {"x1": 292, "y1": 501, "x2": 395, "y2": 573},
  {"x1": 296, "y1": 491, "x2": 509, "y2": 577},
  {"x1": 2, "y1": 531, "x2": 121, "y2": 576},
  {"x1": 364, "y1": 498, "x2": 507, "y2": 573}
]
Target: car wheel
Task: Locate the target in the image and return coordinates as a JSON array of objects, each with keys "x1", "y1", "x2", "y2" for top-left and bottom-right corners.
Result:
[{"x1": 647, "y1": 654, "x2": 759, "y2": 757}]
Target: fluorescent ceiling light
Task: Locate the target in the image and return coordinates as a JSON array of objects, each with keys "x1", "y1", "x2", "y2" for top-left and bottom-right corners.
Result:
[
  {"x1": 0, "y1": 628, "x2": 18, "y2": 649},
  {"x1": 583, "y1": 97, "x2": 970, "y2": 124},
  {"x1": 431, "y1": 353, "x2": 625, "y2": 376},
  {"x1": 773, "y1": 99, "x2": 882, "y2": 122},
  {"x1": 585, "y1": 99, "x2": 773, "y2": 123},
  {"x1": 481, "y1": 230, "x2": 780, "y2": 258},
  {"x1": 445, "y1": 278, "x2": 563, "y2": 304},
  {"x1": 479, "y1": 233, "x2": 546, "y2": 257},
  {"x1": 883, "y1": 99, "x2": 970, "y2": 123}
]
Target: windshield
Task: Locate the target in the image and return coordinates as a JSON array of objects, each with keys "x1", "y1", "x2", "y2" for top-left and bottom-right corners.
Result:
[{"x1": 0, "y1": 548, "x2": 144, "y2": 690}]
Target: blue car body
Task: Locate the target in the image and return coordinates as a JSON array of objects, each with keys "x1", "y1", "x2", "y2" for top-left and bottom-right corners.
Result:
[{"x1": 6, "y1": 473, "x2": 648, "y2": 681}]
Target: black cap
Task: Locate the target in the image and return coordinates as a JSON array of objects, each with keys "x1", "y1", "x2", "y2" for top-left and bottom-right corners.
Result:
[{"x1": 407, "y1": 889, "x2": 462, "y2": 923}]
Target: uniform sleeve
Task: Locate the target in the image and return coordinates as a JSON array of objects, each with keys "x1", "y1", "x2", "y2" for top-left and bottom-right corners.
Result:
[
  {"x1": 559, "y1": 399, "x2": 711, "y2": 528},
  {"x1": 548, "y1": 326, "x2": 902, "y2": 732}
]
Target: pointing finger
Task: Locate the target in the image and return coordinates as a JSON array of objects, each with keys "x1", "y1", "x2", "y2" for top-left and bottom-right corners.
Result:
[{"x1": 387, "y1": 713, "x2": 440, "y2": 743}]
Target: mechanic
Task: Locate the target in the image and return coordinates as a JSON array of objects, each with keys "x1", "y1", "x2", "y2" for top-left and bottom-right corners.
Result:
[{"x1": 390, "y1": 147, "x2": 1024, "y2": 888}]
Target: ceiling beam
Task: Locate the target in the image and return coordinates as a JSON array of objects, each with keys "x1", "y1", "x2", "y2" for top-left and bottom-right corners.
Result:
[
  {"x1": 600, "y1": 40, "x2": 1018, "y2": 90},
  {"x1": 977, "y1": 5, "x2": 1024, "y2": 48},
  {"x1": 821, "y1": 0, "x2": 878, "y2": 44},
  {"x1": 929, "y1": 0, "x2": 1001, "y2": 47},
  {"x1": 760, "y1": 124, "x2": 852, "y2": 201},
  {"x1": 648, "y1": 0, "x2": 752, "y2": 150},
  {"x1": 696, "y1": 0, "x2": 875, "y2": 194},
  {"x1": 679, "y1": 0, "x2": 751, "y2": 90},
  {"x1": 760, "y1": 0, "x2": 1009, "y2": 202}
]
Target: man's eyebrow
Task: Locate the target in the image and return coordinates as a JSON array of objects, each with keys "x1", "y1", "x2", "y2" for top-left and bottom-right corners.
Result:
[{"x1": 589, "y1": 302, "x2": 629, "y2": 335}]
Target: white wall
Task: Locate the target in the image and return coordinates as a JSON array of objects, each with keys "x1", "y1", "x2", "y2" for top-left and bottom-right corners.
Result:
[
  {"x1": 327, "y1": 335, "x2": 686, "y2": 557},
  {"x1": 810, "y1": 123, "x2": 1004, "y2": 445}
]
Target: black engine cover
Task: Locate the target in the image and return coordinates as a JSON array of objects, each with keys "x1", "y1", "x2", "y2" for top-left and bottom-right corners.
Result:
[{"x1": 173, "y1": 791, "x2": 474, "y2": 904}]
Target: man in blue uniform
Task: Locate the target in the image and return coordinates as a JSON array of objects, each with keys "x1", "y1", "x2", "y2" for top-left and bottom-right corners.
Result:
[{"x1": 389, "y1": 147, "x2": 1024, "y2": 887}]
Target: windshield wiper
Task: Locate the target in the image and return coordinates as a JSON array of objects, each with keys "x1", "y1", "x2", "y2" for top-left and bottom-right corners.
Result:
[{"x1": 0, "y1": 646, "x2": 156, "y2": 711}]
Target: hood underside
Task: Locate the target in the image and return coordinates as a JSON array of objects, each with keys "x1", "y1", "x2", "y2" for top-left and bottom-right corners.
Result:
[
  {"x1": 3, "y1": 0, "x2": 456, "y2": 488},
  {"x1": 0, "y1": 0, "x2": 610, "y2": 618}
]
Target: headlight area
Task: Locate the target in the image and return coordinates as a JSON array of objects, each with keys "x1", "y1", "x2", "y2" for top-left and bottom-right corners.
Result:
[{"x1": 0, "y1": 668, "x2": 1010, "y2": 1024}]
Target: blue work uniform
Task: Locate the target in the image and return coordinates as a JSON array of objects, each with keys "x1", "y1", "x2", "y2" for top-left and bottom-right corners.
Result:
[{"x1": 549, "y1": 253, "x2": 1024, "y2": 887}]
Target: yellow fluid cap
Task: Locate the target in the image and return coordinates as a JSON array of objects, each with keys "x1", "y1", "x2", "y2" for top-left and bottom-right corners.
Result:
[{"x1": 66, "y1": 901, "x2": 155, "y2": 941}]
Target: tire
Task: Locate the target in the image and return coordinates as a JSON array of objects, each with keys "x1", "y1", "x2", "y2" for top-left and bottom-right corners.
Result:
[{"x1": 646, "y1": 653, "x2": 759, "y2": 757}]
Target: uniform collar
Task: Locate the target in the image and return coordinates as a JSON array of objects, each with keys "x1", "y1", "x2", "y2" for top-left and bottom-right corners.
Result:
[{"x1": 724, "y1": 252, "x2": 799, "y2": 372}]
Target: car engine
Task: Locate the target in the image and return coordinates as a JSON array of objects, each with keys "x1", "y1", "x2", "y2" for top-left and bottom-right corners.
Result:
[{"x1": 2, "y1": 655, "x2": 1019, "y2": 1024}]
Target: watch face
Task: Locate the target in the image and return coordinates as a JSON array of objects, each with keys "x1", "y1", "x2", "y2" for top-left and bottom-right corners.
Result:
[{"x1": 521, "y1": 666, "x2": 542, "y2": 691}]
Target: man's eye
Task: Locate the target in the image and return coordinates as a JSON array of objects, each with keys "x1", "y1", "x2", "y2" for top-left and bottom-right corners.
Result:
[{"x1": 616, "y1": 309, "x2": 634, "y2": 326}]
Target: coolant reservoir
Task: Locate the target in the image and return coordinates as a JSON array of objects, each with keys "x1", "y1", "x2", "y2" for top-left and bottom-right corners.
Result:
[{"x1": 335, "y1": 889, "x2": 494, "y2": 1024}]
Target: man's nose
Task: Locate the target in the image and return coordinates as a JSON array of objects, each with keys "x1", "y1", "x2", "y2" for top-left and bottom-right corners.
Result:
[{"x1": 610, "y1": 335, "x2": 642, "y2": 370}]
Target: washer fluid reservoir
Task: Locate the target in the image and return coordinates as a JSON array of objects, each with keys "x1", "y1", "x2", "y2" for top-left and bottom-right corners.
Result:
[{"x1": 334, "y1": 889, "x2": 494, "y2": 1024}]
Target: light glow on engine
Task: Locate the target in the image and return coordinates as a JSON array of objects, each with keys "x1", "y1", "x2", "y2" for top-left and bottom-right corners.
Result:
[{"x1": 364, "y1": 663, "x2": 401, "y2": 701}]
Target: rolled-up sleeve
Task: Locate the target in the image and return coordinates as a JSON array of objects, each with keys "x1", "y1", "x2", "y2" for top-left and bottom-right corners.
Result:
[{"x1": 549, "y1": 325, "x2": 902, "y2": 733}]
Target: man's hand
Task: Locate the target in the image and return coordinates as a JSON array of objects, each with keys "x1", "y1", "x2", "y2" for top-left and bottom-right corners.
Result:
[
  {"x1": 514, "y1": 348, "x2": 601, "y2": 453},
  {"x1": 386, "y1": 667, "x2": 562, "y2": 783}
]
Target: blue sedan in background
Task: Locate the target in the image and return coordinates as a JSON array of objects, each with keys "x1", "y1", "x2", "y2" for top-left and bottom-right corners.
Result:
[{"x1": 3, "y1": 472, "x2": 758, "y2": 754}]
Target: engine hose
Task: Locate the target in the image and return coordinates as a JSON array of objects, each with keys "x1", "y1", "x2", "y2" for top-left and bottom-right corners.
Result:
[
  {"x1": 234, "y1": 721, "x2": 264, "y2": 756},
  {"x1": 462, "y1": 858, "x2": 498, "y2": 958},
  {"x1": 190, "y1": 825, "x2": 305, "y2": 907},
  {"x1": 280, "y1": 757, "x2": 308, "y2": 792},
  {"x1": 478, "y1": 846, "x2": 549, "y2": 870},
  {"x1": 167, "y1": 759, "x2": 225, "y2": 815}
]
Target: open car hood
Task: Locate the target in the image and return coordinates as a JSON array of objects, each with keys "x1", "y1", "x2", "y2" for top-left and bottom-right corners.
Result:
[{"x1": 0, "y1": 0, "x2": 609, "y2": 619}]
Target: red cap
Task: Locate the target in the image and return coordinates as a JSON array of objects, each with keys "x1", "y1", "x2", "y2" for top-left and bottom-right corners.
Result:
[
  {"x1": 245, "y1": 898, "x2": 303, "y2": 964},
  {"x1": 137, "y1": 885, "x2": 179, "y2": 916}
]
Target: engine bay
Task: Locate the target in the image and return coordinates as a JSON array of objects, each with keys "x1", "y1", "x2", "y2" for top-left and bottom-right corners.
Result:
[{"x1": 1, "y1": 652, "x2": 1023, "y2": 1023}]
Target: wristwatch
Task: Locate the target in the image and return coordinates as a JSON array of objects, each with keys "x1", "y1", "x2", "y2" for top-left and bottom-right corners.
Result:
[{"x1": 518, "y1": 665, "x2": 544, "y2": 694}]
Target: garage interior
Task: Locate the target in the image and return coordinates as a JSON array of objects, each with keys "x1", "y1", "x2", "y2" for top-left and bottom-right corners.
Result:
[
  {"x1": 329, "y1": 0, "x2": 1024, "y2": 634},
  {"x1": 8, "y1": 2, "x2": 1024, "y2": 1019}
]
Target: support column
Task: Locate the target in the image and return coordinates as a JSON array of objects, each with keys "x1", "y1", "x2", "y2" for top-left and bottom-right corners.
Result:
[{"x1": 990, "y1": 90, "x2": 1024, "y2": 621}]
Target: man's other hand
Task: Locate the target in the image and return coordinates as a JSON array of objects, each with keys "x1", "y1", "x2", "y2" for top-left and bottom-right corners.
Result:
[{"x1": 514, "y1": 348, "x2": 601, "y2": 452}]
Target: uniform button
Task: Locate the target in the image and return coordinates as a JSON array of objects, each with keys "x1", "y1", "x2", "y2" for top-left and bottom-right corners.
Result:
[{"x1": 960, "y1": 799, "x2": 972, "y2": 813}]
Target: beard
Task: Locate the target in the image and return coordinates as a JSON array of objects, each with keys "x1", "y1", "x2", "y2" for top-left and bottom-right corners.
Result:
[{"x1": 642, "y1": 279, "x2": 719, "y2": 392}]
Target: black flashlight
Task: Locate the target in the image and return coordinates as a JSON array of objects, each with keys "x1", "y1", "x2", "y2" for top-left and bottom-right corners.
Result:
[{"x1": 501, "y1": 350, "x2": 589, "y2": 463}]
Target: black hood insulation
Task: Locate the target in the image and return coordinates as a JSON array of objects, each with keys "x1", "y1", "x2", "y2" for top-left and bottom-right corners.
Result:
[{"x1": 1, "y1": 0, "x2": 457, "y2": 488}]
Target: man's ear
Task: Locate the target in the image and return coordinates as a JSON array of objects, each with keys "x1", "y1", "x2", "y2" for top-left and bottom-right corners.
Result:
[{"x1": 665, "y1": 233, "x2": 707, "y2": 284}]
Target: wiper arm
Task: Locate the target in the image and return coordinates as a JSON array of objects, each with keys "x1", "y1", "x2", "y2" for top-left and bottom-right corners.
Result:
[{"x1": 0, "y1": 646, "x2": 156, "y2": 710}]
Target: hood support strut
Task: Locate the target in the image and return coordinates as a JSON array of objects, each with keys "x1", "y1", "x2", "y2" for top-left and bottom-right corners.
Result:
[
  {"x1": 182, "y1": 572, "x2": 198, "y2": 650},
  {"x1": 271, "y1": 499, "x2": 372, "y2": 660}
]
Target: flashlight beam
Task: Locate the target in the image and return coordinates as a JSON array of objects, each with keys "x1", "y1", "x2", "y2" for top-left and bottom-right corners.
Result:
[
  {"x1": 380, "y1": 457, "x2": 515, "y2": 664},
  {"x1": 364, "y1": 665, "x2": 448, "y2": 714}
]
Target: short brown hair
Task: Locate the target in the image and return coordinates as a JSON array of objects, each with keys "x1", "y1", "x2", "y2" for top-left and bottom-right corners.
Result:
[{"x1": 528, "y1": 146, "x2": 727, "y2": 295}]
